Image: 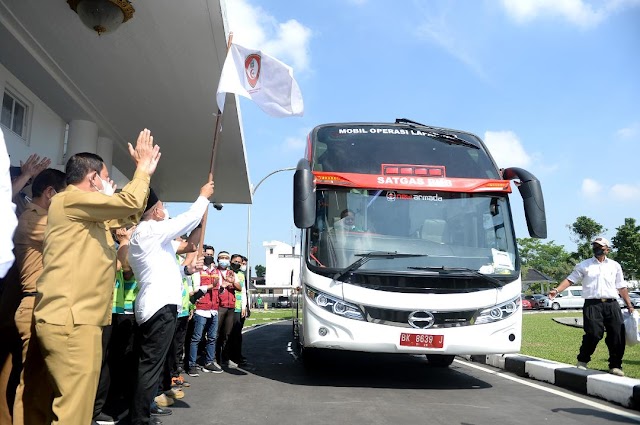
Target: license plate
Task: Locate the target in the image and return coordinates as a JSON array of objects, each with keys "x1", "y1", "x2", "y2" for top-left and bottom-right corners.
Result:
[{"x1": 399, "y1": 333, "x2": 444, "y2": 348}]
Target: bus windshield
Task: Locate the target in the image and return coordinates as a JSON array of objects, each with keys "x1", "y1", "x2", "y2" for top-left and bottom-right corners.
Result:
[
  {"x1": 307, "y1": 187, "x2": 518, "y2": 279},
  {"x1": 312, "y1": 124, "x2": 500, "y2": 179}
]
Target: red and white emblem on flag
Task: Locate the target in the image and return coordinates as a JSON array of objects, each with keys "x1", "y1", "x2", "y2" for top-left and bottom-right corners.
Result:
[{"x1": 244, "y1": 54, "x2": 261, "y2": 88}]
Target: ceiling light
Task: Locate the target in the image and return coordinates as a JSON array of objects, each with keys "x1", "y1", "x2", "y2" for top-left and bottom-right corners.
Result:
[{"x1": 67, "y1": 0, "x2": 135, "y2": 36}]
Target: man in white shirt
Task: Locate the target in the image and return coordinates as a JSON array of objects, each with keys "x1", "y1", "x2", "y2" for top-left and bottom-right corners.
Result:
[
  {"x1": 0, "y1": 129, "x2": 17, "y2": 278},
  {"x1": 128, "y1": 182, "x2": 213, "y2": 425},
  {"x1": 549, "y1": 236, "x2": 634, "y2": 377}
]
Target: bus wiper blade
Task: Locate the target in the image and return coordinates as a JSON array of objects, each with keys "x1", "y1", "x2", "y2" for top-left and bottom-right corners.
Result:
[
  {"x1": 407, "y1": 266, "x2": 504, "y2": 287},
  {"x1": 395, "y1": 118, "x2": 479, "y2": 149},
  {"x1": 334, "y1": 252, "x2": 426, "y2": 282}
]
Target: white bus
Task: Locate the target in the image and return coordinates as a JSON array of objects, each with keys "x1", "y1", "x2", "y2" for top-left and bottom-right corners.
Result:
[{"x1": 292, "y1": 120, "x2": 547, "y2": 367}]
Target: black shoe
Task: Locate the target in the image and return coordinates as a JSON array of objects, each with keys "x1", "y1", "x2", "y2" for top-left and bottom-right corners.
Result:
[
  {"x1": 150, "y1": 406, "x2": 172, "y2": 416},
  {"x1": 187, "y1": 366, "x2": 200, "y2": 377},
  {"x1": 150, "y1": 418, "x2": 163, "y2": 425},
  {"x1": 203, "y1": 361, "x2": 223, "y2": 373},
  {"x1": 94, "y1": 411, "x2": 116, "y2": 424}
]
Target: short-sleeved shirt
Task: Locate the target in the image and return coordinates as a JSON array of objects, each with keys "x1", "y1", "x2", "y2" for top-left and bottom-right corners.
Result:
[{"x1": 566, "y1": 256, "x2": 625, "y2": 299}]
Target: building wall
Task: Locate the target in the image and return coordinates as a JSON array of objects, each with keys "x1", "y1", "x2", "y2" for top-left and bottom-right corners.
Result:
[
  {"x1": 263, "y1": 240, "x2": 301, "y2": 288},
  {"x1": 0, "y1": 62, "x2": 66, "y2": 168}
]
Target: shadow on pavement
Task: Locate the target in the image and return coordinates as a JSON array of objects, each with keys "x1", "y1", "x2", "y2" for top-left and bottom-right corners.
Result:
[{"x1": 240, "y1": 321, "x2": 493, "y2": 391}]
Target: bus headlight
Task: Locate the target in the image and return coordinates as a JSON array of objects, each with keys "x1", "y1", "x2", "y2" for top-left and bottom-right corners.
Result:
[
  {"x1": 306, "y1": 286, "x2": 365, "y2": 321},
  {"x1": 474, "y1": 296, "x2": 520, "y2": 325}
]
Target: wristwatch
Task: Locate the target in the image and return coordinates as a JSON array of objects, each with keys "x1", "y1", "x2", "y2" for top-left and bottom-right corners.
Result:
[{"x1": 184, "y1": 265, "x2": 193, "y2": 276}]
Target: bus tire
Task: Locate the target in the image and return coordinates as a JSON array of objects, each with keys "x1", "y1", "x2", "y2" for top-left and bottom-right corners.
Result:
[
  {"x1": 551, "y1": 302, "x2": 561, "y2": 310},
  {"x1": 426, "y1": 354, "x2": 455, "y2": 367}
]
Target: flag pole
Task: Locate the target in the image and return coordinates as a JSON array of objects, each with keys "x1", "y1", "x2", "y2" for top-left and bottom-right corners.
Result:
[{"x1": 197, "y1": 32, "x2": 234, "y2": 256}]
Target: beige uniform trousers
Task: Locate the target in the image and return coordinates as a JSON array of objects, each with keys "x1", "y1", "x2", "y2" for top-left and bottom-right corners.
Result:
[
  {"x1": 24, "y1": 317, "x2": 101, "y2": 425},
  {"x1": 13, "y1": 297, "x2": 53, "y2": 425}
]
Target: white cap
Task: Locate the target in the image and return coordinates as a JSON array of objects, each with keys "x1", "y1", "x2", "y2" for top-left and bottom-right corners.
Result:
[{"x1": 592, "y1": 236, "x2": 610, "y2": 247}]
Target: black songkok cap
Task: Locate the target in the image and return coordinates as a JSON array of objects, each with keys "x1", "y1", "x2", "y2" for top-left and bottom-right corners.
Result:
[{"x1": 144, "y1": 187, "x2": 159, "y2": 213}]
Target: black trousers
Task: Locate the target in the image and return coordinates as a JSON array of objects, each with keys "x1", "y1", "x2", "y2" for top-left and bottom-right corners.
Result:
[
  {"x1": 216, "y1": 307, "x2": 235, "y2": 363},
  {"x1": 162, "y1": 315, "x2": 189, "y2": 391},
  {"x1": 130, "y1": 305, "x2": 177, "y2": 425},
  {"x1": 106, "y1": 314, "x2": 136, "y2": 415},
  {"x1": 229, "y1": 312, "x2": 245, "y2": 362},
  {"x1": 92, "y1": 323, "x2": 113, "y2": 419},
  {"x1": 578, "y1": 299, "x2": 625, "y2": 369}
]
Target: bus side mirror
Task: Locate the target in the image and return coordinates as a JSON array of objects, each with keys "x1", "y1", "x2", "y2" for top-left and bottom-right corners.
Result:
[
  {"x1": 503, "y1": 167, "x2": 547, "y2": 239},
  {"x1": 293, "y1": 158, "x2": 316, "y2": 229}
]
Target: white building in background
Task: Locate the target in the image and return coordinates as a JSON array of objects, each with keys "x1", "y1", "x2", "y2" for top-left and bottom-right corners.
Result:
[{"x1": 262, "y1": 240, "x2": 301, "y2": 290}]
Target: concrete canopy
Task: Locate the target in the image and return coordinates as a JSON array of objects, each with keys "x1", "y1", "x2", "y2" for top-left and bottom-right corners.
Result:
[{"x1": 0, "y1": 0, "x2": 251, "y2": 204}]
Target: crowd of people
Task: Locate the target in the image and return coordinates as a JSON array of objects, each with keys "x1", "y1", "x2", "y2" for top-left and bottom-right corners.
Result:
[{"x1": 0, "y1": 129, "x2": 250, "y2": 425}]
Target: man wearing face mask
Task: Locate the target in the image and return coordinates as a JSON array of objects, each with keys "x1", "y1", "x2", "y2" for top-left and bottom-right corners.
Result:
[
  {"x1": 26, "y1": 130, "x2": 160, "y2": 425},
  {"x1": 127, "y1": 181, "x2": 213, "y2": 425},
  {"x1": 548, "y1": 236, "x2": 635, "y2": 377},
  {"x1": 187, "y1": 245, "x2": 222, "y2": 377},
  {"x1": 12, "y1": 168, "x2": 66, "y2": 425},
  {"x1": 228, "y1": 254, "x2": 249, "y2": 366},
  {"x1": 215, "y1": 251, "x2": 241, "y2": 368}
]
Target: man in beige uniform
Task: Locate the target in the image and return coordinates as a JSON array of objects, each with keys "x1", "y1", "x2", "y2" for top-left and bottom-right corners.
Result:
[
  {"x1": 12, "y1": 168, "x2": 66, "y2": 425},
  {"x1": 26, "y1": 129, "x2": 161, "y2": 425}
]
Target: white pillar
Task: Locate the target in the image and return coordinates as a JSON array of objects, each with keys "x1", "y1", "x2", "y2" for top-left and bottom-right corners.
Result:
[
  {"x1": 65, "y1": 120, "x2": 98, "y2": 163},
  {"x1": 96, "y1": 136, "x2": 113, "y2": 175}
]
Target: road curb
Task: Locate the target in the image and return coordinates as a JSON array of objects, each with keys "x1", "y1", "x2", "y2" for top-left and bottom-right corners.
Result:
[{"x1": 466, "y1": 354, "x2": 640, "y2": 410}]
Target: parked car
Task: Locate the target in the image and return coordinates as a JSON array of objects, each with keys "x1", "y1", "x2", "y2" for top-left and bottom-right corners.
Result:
[
  {"x1": 628, "y1": 292, "x2": 640, "y2": 308},
  {"x1": 544, "y1": 286, "x2": 584, "y2": 310},
  {"x1": 522, "y1": 294, "x2": 548, "y2": 309},
  {"x1": 522, "y1": 294, "x2": 541, "y2": 309},
  {"x1": 277, "y1": 296, "x2": 291, "y2": 308},
  {"x1": 531, "y1": 294, "x2": 549, "y2": 308},
  {"x1": 521, "y1": 298, "x2": 534, "y2": 310}
]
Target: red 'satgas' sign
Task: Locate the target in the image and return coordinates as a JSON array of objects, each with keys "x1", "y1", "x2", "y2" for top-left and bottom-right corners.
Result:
[{"x1": 313, "y1": 171, "x2": 512, "y2": 193}]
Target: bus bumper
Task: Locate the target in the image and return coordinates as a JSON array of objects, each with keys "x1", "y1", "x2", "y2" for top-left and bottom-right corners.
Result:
[{"x1": 302, "y1": 301, "x2": 522, "y2": 355}]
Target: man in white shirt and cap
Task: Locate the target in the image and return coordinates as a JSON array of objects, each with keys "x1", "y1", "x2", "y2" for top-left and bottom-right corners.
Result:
[
  {"x1": 127, "y1": 182, "x2": 213, "y2": 425},
  {"x1": 549, "y1": 236, "x2": 634, "y2": 377}
]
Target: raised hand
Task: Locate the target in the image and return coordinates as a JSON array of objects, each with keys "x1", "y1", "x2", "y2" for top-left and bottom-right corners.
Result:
[
  {"x1": 128, "y1": 128, "x2": 161, "y2": 176},
  {"x1": 200, "y1": 180, "x2": 214, "y2": 200},
  {"x1": 20, "y1": 154, "x2": 51, "y2": 178},
  {"x1": 115, "y1": 225, "x2": 135, "y2": 243}
]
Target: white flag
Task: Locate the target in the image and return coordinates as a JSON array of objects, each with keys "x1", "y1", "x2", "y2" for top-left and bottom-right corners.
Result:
[{"x1": 216, "y1": 43, "x2": 304, "y2": 118}]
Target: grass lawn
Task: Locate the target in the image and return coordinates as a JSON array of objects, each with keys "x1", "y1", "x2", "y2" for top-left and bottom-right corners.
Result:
[
  {"x1": 521, "y1": 312, "x2": 640, "y2": 379},
  {"x1": 245, "y1": 308, "x2": 294, "y2": 324}
]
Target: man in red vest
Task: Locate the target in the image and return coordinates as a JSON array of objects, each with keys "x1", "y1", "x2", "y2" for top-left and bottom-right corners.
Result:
[{"x1": 187, "y1": 245, "x2": 222, "y2": 376}]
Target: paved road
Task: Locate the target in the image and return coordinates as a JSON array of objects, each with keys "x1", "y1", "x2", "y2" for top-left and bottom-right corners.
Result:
[{"x1": 159, "y1": 321, "x2": 640, "y2": 425}]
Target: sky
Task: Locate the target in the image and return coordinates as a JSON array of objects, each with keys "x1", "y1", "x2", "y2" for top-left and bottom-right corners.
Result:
[{"x1": 170, "y1": 0, "x2": 640, "y2": 269}]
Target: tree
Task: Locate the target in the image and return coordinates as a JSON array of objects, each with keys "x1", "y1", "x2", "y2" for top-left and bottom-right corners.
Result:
[
  {"x1": 567, "y1": 216, "x2": 606, "y2": 261},
  {"x1": 611, "y1": 218, "x2": 640, "y2": 280},
  {"x1": 517, "y1": 238, "x2": 573, "y2": 283},
  {"x1": 255, "y1": 264, "x2": 266, "y2": 278}
]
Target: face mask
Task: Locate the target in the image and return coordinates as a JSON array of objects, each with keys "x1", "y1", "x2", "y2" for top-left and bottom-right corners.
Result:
[
  {"x1": 230, "y1": 263, "x2": 241, "y2": 272},
  {"x1": 161, "y1": 208, "x2": 170, "y2": 220},
  {"x1": 203, "y1": 256, "x2": 214, "y2": 266},
  {"x1": 96, "y1": 176, "x2": 115, "y2": 196},
  {"x1": 593, "y1": 246, "x2": 606, "y2": 257},
  {"x1": 218, "y1": 259, "x2": 230, "y2": 269},
  {"x1": 240, "y1": 265, "x2": 247, "y2": 272}
]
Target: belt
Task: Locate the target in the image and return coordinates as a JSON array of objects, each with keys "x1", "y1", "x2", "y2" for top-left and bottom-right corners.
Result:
[
  {"x1": 21, "y1": 292, "x2": 37, "y2": 298},
  {"x1": 586, "y1": 298, "x2": 616, "y2": 303}
]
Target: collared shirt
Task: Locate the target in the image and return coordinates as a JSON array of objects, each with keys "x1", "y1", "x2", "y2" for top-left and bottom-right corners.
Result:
[
  {"x1": 128, "y1": 196, "x2": 208, "y2": 325},
  {"x1": 34, "y1": 170, "x2": 150, "y2": 326},
  {"x1": 0, "y1": 130, "x2": 17, "y2": 278},
  {"x1": 14, "y1": 202, "x2": 47, "y2": 293},
  {"x1": 567, "y1": 256, "x2": 625, "y2": 299}
]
